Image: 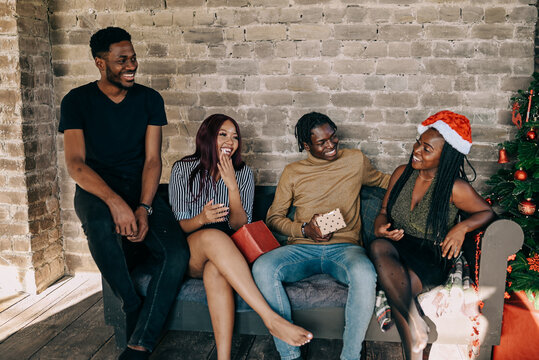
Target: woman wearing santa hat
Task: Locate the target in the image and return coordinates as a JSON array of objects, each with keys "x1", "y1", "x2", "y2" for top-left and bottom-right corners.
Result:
[{"x1": 369, "y1": 110, "x2": 495, "y2": 360}]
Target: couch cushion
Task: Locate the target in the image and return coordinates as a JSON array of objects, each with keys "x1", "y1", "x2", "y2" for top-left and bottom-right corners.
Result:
[
  {"x1": 252, "y1": 185, "x2": 290, "y2": 244},
  {"x1": 133, "y1": 270, "x2": 348, "y2": 313},
  {"x1": 359, "y1": 186, "x2": 385, "y2": 247}
]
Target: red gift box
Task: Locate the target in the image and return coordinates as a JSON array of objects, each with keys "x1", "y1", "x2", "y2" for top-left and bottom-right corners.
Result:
[{"x1": 231, "y1": 220, "x2": 280, "y2": 263}]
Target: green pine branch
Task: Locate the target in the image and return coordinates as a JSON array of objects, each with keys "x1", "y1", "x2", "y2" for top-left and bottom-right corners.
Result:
[{"x1": 486, "y1": 72, "x2": 538, "y2": 305}]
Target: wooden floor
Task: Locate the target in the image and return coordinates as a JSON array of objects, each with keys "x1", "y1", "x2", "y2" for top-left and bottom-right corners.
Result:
[
  {"x1": 0, "y1": 274, "x2": 359, "y2": 360},
  {"x1": 0, "y1": 274, "x2": 463, "y2": 360},
  {"x1": 2, "y1": 274, "x2": 457, "y2": 360}
]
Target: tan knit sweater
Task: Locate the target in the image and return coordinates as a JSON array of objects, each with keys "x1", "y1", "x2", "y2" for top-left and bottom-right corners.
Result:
[{"x1": 267, "y1": 149, "x2": 390, "y2": 246}]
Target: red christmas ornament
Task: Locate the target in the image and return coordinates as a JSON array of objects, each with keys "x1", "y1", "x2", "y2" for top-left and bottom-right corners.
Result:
[
  {"x1": 518, "y1": 198, "x2": 536, "y2": 216},
  {"x1": 497, "y1": 148, "x2": 509, "y2": 164},
  {"x1": 485, "y1": 197, "x2": 493, "y2": 205},
  {"x1": 514, "y1": 168, "x2": 528, "y2": 181},
  {"x1": 527, "y1": 128, "x2": 537, "y2": 140}
]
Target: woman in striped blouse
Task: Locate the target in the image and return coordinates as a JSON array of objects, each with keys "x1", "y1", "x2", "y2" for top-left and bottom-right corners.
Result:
[{"x1": 169, "y1": 114, "x2": 312, "y2": 360}]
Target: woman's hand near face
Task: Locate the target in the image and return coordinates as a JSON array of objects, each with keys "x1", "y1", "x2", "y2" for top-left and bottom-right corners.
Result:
[
  {"x1": 217, "y1": 151, "x2": 238, "y2": 191},
  {"x1": 217, "y1": 150, "x2": 248, "y2": 230}
]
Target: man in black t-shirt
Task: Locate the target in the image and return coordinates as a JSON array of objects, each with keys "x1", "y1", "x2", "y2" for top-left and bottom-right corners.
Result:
[{"x1": 59, "y1": 27, "x2": 189, "y2": 360}]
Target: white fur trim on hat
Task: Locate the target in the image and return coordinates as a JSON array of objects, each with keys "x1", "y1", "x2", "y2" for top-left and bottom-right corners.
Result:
[{"x1": 418, "y1": 120, "x2": 472, "y2": 155}]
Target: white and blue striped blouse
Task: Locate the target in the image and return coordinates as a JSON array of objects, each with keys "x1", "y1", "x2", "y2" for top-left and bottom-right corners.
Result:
[{"x1": 169, "y1": 159, "x2": 255, "y2": 228}]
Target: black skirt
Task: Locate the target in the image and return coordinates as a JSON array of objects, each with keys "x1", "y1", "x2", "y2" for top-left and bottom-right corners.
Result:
[
  {"x1": 392, "y1": 233, "x2": 454, "y2": 288},
  {"x1": 197, "y1": 222, "x2": 235, "y2": 237}
]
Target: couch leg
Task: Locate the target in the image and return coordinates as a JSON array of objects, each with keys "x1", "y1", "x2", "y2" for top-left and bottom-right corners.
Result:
[
  {"x1": 364, "y1": 341, "x2": 404, "y2": 360},
  {"x1": 477, "y1": 345, "x2": 492, "y2": 360}
]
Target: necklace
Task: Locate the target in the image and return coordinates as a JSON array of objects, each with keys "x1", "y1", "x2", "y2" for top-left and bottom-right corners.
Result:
[{"x1": 418, "y1": 172, "x2": 434, "y2": 181}]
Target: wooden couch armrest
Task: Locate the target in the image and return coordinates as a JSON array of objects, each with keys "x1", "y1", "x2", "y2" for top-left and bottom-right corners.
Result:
[{"x1": 478, "y1": 219, "x2": 524, "y2": 345}]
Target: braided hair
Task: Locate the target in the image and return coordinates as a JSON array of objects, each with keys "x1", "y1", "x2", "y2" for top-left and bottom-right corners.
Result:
[
  {"x1": 294, "y1": 112, "x2": 337, "y2": 152},
  {"x1": 386, "y1": 140, "x2": 476, "y2": 243}
]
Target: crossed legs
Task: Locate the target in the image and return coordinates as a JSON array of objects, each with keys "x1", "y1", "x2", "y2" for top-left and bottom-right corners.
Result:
[
  {"x1": 187, "y1": 229, "x2": 312, "y2": 360},
  {"x1": 369, "y1": 238, "x2": 429, "y2": 360}
]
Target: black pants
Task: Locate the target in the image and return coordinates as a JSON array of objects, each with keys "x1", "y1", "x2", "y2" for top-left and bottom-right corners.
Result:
[{"x1": 74, "y1": 175, "x2": 189, "y2": 351}]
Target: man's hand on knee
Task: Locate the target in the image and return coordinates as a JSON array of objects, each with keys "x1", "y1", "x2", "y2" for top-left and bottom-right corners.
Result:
[
  {"x1": 108, "y1": 197, "x2": 138, "y2": 237},
  {"x1": 127, "y1": 208, "x2": 149, "y2": 242}
]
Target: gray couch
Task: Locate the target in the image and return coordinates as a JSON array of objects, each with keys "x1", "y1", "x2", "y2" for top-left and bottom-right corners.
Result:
[{"x1": 103, "y1": 184, "x2": 523, "y2": 359}]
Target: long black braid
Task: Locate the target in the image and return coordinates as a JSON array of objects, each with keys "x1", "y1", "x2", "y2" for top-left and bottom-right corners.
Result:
[
  {"x1": 387, "y1": 142, "x2": 476, "y2": 243},
  {"x1": 294, "y1": 112, "x2": 337, "y2": 152}
]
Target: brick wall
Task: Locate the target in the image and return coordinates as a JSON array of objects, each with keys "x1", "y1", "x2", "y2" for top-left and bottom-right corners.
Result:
[
  {"x1": 0, "y1": 0, "x2": 63, "y2": 292},
  {"x1": 48, "y1": 0, "x2": 537, "y2": 273},
  {"x1": 0, "y1": 0, "x2": 29, "y2": 291},
  {"x1": 18, "y1": 0, "x2": 64, "y2": 292}
]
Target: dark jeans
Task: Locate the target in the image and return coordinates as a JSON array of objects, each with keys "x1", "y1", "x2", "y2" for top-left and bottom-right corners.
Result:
[{"x1": 74, "y1": 175, "x2": 189, "y2": 351}]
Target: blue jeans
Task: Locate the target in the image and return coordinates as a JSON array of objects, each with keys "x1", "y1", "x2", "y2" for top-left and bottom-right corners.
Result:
[
  {"x1": 252, "y1": 243, "x2": 376, "y2": 360},
  {"x1": 74, "y1": 175, "x2": 189, "y2": 351}
]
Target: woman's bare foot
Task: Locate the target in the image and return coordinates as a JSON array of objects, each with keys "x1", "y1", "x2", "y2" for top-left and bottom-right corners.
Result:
[
  {"x1": 265, "y1": 315, "x2": 313, "y2": 346},
  {"x1": 410, "y1": 349, "x2": 423, "y2": 360},
  {"x1": 409, "y1": 314, "x2": 429, "y2": 353}
]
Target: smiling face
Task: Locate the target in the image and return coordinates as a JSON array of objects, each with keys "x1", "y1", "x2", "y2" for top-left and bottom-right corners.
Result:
[
  {"x1": 96, "y1": 40, "x2": 137, "y2": 89},
  {"x1": 216, "y1": 120, "x2": 239, "y2": 157},
  {"x1": 412, "y1": 128, "x2": 445, "y2": 171},
  {"x1": 304, "y1": 123, "x2": 339, "y2": 161}
]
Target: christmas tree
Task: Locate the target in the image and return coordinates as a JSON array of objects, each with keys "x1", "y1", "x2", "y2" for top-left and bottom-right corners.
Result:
[{"x1": 484, "y1": 72, "x2": 539, "y2": 309}]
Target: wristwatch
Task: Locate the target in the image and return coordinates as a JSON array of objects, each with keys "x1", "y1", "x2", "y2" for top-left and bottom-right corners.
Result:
[
  {"x1": 138, "y1": 203, "x2": 153, "y2": 216},
  {"x1": 301, "y1": 222, "x2": 308, "y2": 237}
]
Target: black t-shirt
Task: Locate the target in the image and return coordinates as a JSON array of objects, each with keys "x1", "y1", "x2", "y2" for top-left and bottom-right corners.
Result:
[{"x1": 59, "y1": 81, "x2": 167, "y2": 178}]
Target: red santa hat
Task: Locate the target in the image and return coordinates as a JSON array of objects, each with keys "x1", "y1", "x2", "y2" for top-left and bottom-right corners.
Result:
[{"x1": 418, "y1": 110, "x2": 472, "y2": 155}]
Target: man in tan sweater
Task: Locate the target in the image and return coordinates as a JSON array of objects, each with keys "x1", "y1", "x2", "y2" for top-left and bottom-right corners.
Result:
[{"x1": 252, "y1": 112, "x2": 390, "y2": 360}]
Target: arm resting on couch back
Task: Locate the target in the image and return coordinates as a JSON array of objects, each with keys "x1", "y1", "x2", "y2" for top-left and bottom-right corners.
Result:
[{"x1": 478, "y1": 219, "x2": 524, "y2": 345}]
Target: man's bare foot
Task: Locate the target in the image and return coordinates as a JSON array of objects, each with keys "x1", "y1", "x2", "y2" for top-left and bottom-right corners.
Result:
[
  {"x1": 409, "y1": 315, "x2": 429, "y2": 353},
  {"x1": 265, "y1": 315, "x2": 313, "y2": 346}
]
